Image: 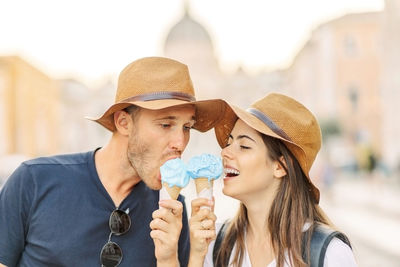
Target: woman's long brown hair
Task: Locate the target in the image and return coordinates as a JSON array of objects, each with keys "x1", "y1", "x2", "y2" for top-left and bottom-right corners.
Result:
[{"x1": 214, "y1": 135, "x2": 333, "y2": 267}]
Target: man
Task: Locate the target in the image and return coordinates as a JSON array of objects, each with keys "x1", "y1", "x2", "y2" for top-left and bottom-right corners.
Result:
[{"x1": 0, "y1": 57, "x2": 225, "y2": 267}]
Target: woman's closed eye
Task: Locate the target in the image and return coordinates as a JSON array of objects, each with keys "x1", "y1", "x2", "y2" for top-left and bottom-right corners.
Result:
[{"x1": 224, "y1": 142, "x2": 250, "y2": 150}]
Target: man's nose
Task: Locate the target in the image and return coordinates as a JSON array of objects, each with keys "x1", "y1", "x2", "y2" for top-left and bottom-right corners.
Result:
[{"x1": 169, "y1": 129, "x2": 187, "y2": 152}]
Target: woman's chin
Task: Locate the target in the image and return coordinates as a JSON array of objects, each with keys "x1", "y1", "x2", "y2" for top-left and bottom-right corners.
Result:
[{"x1": 222, "y1": 186, "x2": 236, "y2": 198}]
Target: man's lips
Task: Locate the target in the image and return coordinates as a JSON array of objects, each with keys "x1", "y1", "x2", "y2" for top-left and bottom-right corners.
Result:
[
  {"x1": 162, "y1": 154, "x2": 181, "y2": 164},
  {"x1": 158, "y1": 156, "x2": 180, "y2": 181},
  {"x1": 166, "y1": 156, "x2": 180, "y2": 161}
]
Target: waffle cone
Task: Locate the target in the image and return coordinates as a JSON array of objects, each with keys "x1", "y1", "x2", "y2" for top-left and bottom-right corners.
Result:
[
  {"x1": 194, "y1": 178, "x2": 213, "y2": 194},
  {"x1": 162, "y1": 182, "x2": 182, "y2": 200}
]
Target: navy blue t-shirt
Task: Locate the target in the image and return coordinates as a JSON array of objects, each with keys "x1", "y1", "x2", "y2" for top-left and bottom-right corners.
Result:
[{"x1": 0, "y1": 150, "x2": 189, "y2": 266}]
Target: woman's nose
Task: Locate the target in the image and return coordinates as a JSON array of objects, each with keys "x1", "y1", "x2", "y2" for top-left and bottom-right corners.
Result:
[{"x1": 221, "y1": 144, "x2": 233, "y2": 160}]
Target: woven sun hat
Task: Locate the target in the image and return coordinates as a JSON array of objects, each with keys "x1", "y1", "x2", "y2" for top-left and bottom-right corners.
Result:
[
  {"x1": 87, "y1": 57, "x2": 226, "y2": 132},
  {"x1": 215, "y1": 93, "x2": 322, "y2": 203}
]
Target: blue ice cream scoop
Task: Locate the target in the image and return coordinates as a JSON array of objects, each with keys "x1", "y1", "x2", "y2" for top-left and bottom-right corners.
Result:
[
  {"x1": 160, "y1": 158, "x2": 189, "y2": 188},
  {"x1": 187, "y1": 153, "x2": 223, "y2": 182}
]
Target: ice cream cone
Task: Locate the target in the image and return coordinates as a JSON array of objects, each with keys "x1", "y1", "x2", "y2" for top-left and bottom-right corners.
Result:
[
  {"x1": 194, "y1": 177, "x2": 213, "y2": 195},
  {"x1": 162, "y1": 182, "x2": 182, "y2": 200}
]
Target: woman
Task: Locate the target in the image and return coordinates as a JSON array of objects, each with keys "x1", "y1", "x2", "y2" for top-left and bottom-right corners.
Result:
[{"x1": 188, "y1": 93, "x2": 357, "y2": 267}]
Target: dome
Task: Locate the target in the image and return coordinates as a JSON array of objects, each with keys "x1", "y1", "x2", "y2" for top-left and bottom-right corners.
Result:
[
  {"x1": 164, "y1": 11, "x2": 214, "y2": 51},
  {"x1": 163, "y1": 3, "x2": 219, "y2": 77}
]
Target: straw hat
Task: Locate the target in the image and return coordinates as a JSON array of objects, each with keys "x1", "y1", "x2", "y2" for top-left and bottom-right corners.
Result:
[
  {"x1": 215, "y1": 93, "x2": 322, "y2": 203},
  {"x1": 87, "y1": 57, "x2": 225, "y2": 132}
]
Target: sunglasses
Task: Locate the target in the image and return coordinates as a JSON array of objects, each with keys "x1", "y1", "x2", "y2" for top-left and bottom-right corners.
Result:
[{"x1": 100, "y1": 208, "x2": 132, "y2": 267}]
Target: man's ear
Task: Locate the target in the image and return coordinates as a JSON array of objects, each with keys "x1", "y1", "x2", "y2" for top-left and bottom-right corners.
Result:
[
  {"x1": 114, "y1": 110, "x2": 131, "y2": 135},
  {"x1": 273, "y1": 156, "x2": 287, "y2": 178}
]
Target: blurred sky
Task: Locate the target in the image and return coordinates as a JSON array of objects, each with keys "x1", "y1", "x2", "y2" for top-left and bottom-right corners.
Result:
[{"x1": 0, "y1": 0, "x2": 384, "y2": 86}]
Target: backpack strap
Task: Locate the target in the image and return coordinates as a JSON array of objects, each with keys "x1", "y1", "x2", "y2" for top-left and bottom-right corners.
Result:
[
  {"x1": 214, "y1": 222, "x2": 351, "y2": 267},
  {"x1": 306, "y1": 224, "x2": 352, "y2": 267},
  {"x1": 212, "y1": 220, "x2": 229, "y2": 264}
]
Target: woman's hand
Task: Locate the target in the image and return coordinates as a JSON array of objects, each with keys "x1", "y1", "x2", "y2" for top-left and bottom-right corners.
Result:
[{"x1": 188, "y1": 198, "x2": 217, "y2": 267}]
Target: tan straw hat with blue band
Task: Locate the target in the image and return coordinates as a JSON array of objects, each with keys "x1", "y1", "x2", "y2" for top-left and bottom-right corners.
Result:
[
  {"x1": 215, "y1": 93, "x2": 322, "y2": 203},
  {"x1": 86, "y1": 57, "x2": 226, "y2": 132}
]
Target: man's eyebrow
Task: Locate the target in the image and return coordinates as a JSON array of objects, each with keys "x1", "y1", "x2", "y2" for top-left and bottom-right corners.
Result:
[
  {"x1": 154, "y1": 116, "x2": 177, "y2": 121},
  {"x1": 154, "y1": 116, "x2": 196, "y2": 122},
  {"x1": 228, "y1": 134, "x2": 256, "y2": 143}
]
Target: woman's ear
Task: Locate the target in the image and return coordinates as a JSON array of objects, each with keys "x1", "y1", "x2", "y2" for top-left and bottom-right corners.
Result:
[
  {"x1": 273, "y1": 156, "x2": 287, "y2": 178},
  {"x1": 114, "y1": 110, "x2": 131, "y2": 135}
]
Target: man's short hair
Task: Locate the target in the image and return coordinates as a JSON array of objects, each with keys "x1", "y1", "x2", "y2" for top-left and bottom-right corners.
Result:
[{"x1": 123, "y1": 105, "x2": 141, "y2": 122}]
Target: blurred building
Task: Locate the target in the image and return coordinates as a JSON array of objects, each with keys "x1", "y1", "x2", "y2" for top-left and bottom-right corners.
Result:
[
  {"x1": 381, "y1": 0, "x2": 400, "y2": 170},
  {"x1": 0, "y1": 57, "x2": 114, "y2": 185},
  {"x1": 0, "y1": 56, "x2": 60, "y2": 157},
  {"x1": 287, "y1": 0, "x2": 399, "y2": 171},
  {"x1": 58, "y1": 78, "x2": 113, "y2": 154},
  {"x1": 286, "y1": 11, "x2": 383, "y2": 171}
]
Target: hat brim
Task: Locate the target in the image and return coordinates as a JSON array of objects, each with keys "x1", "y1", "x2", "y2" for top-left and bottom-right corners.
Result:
[
  {"x1": 215, "y1": 103, "x2": 320, "y2": 202},
  {"x1": 215, "y1": 104, "x2": 299, "y2": 148},
  {"x1": 86, "y1": 98, "x2": 227, "y2": 132}
]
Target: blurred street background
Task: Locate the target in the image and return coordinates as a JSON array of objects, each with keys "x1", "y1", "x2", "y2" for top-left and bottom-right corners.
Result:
[{"x1": 1, "y1": 1, "x2": 399, "y2": 266}]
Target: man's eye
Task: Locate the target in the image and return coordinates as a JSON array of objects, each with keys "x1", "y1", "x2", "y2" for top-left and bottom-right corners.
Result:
[
  {"x1": 183, "y1": 125, "x2": 192, "y2": 131},
  {"x1": 160, "y1": 124, "x2": 171, "y2": 129}
]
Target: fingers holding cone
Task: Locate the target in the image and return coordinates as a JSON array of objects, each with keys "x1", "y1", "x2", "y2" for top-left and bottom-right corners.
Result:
[
  {"x1": 189, "y1": 198, "x2": 217, "y2": 257},
  {"x1": 190, "y1": 198, "x2": 216, "y2": 232}
]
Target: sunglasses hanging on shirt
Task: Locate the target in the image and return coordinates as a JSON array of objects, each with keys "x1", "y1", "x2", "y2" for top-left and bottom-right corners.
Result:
[{"x1": 100, "y1": 208, "x2": 131, "y2": 267}]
